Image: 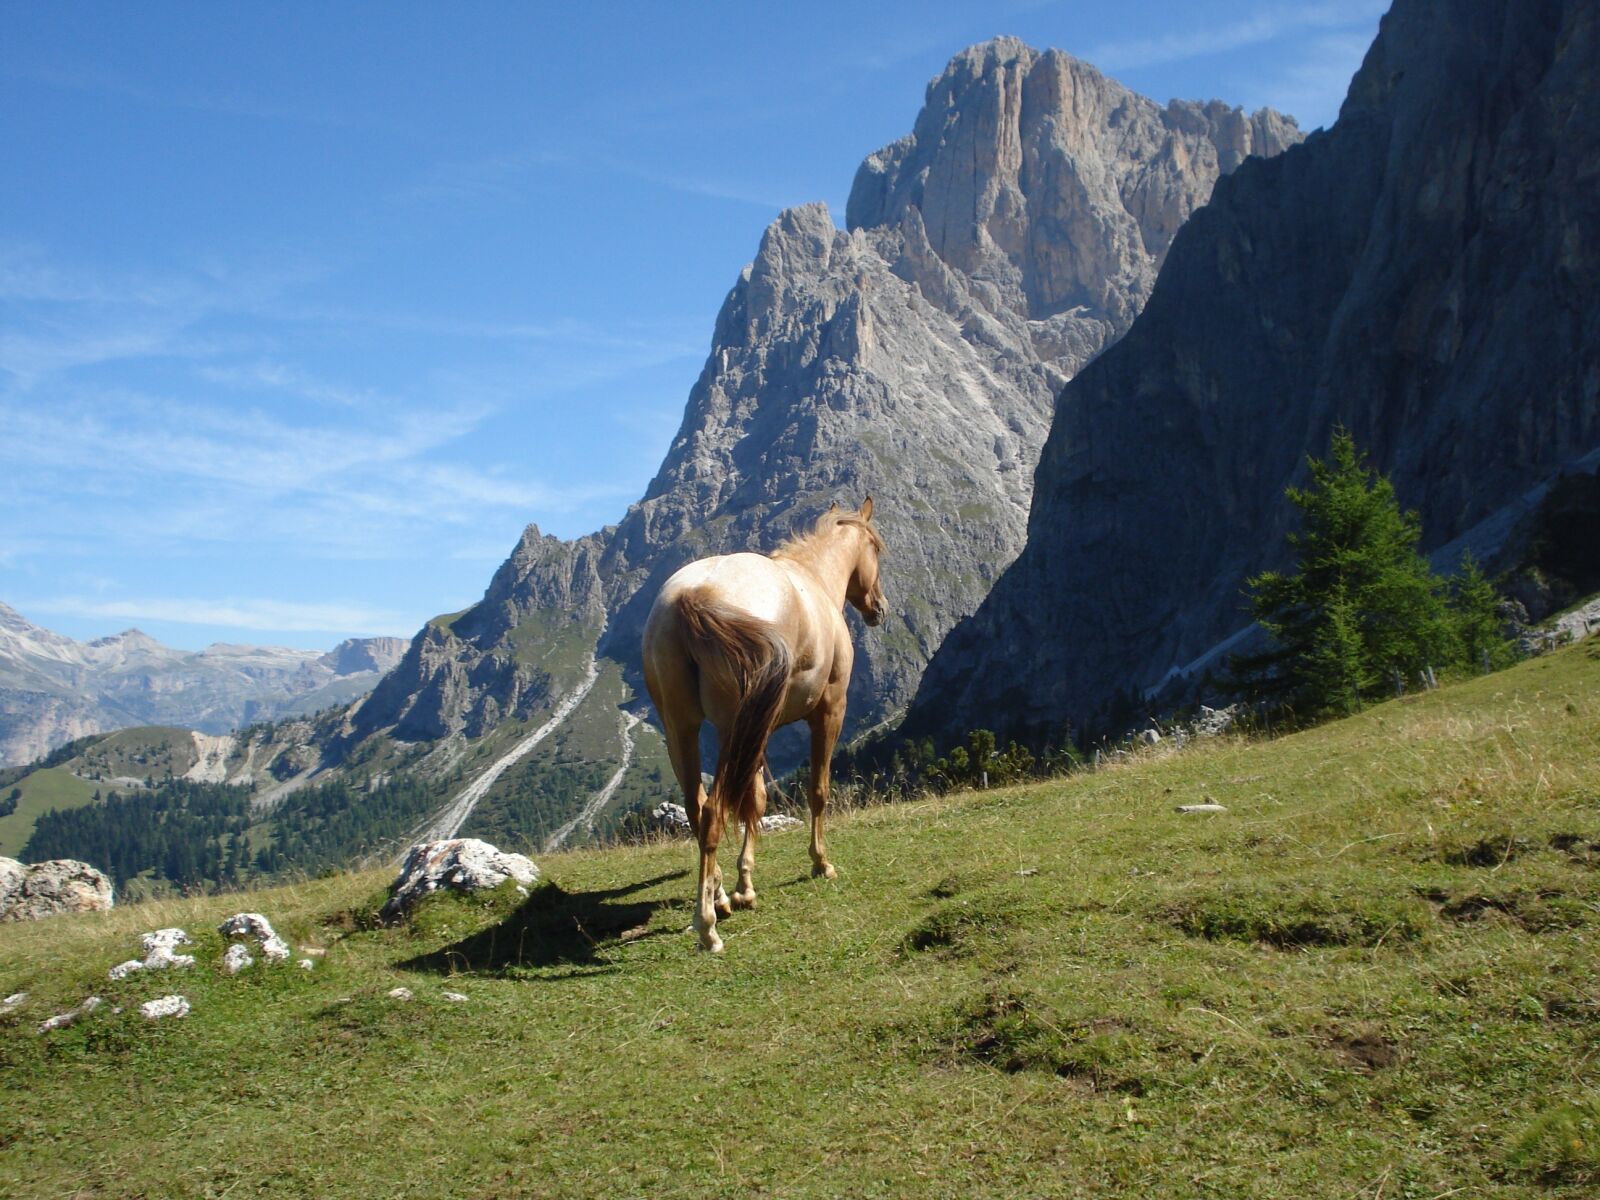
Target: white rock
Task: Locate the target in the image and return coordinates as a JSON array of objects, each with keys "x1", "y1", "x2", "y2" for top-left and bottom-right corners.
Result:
[
  {"x1": 139, "y1": 928, "x2": 195, "y2": 970},
  {"x1": 108, "y1": 959, "x2": 145, "y2": 980},
  {"x1": 300, "y1": 946, "x2": 326, "y2": 957},
  {"x1": 756, "y1": 813, "x2": 803, "y2": 832},
  {"x1": 381, "y1": 839, "x2": 540, "y2": 921},
  {"x1": 296, "y1": 959, "x2": 314, "y2": 971},
  {"x1": 222, "y1": 944, "x2": 255, "y2": 975},
  {"x1": 1176, "y1": 803, "x2": 1229, "y2": 814},
  {"x1": 2, "y1": 991, "x2": 28, "y2": 1012},
  {"x1": 650, "y1": 802, "x2": 692, "y2": 832},
  {"x1": 1138, "y1": 728, "x2": 1162, "y2": 746},
  {"x1": 443, "y1": 991, "x2": 469, "y2": 1003},
  {"x1": 0, "y1": 856, "x2": 114, "y2": 922},
  {"x1": 217, "y1": 913, "x2": 291, "y2": 962},
  {"x1": 387, "y1": 987, "x2": 413, "y2": 1001},
  {"x1": 37, "y1": 995, "x2": 103, "y2": 1033},
  {"x1": 140, "y1": 995, "x2": 190, "y2": 1020}
]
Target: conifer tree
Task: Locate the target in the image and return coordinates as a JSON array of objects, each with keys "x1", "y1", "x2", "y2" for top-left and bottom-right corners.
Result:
[
  {"x1": 1239, "y1": 429, "x2": 1455, "y2": 713},
  {"x1": 1448, "y1": 552, "x2": 1515, "y2": 670}
]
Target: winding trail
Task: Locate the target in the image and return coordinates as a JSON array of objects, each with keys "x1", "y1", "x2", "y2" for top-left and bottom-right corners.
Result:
[
  {"x1": 544, "y1": 712, "x2": 641, "y2": 853},
  {"x1": 419, "y1": 655, "x2": 601, "y2": 842}
]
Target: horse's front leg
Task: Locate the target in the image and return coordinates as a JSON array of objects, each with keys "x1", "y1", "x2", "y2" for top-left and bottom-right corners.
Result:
[
  {"x1": 807, "y1": 701, "x2": 845, "y2": 880},
  {"x1": 731, "y1": 771, "x2": 765, "y2": 910}
]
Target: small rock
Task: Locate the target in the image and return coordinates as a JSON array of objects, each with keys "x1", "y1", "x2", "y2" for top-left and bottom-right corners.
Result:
[
  {"x1": 1016, "y1": 868, "x2": 1039, "y2": 877},
  {"x1": 217, "y1": 913, "x2": 291, "y2": 962},
  {"x1": 381, "y1": 839, "x2": 540, "y2": 922},
  {"x1": 140, "y1": 995, "x2": 190, "y2": 1021},
  {"x1": 1138, "y1": 728, "x2": 1161, "y2": 746},
  {"x1": 108, "y1": 959, "x2": 145, "y2": 981},
  {"x1": 139, "y1": 928, "x2": 196, "y2": 970},
  {"x1": 650, "y1": 802, "x2": 692, "y2": 832},
  {"x1": 387, "y1": 987, "x2": 413, "y2": 1001},
  {"x1": 222, "y1": 944, "x2": 255, "y2": 975},
  {"x1": 300, "y1": 946, "x2": 326, "y2": 957},
  {"x1": 443, "y1": 991, "x2": 469, "y2": 1003},
  {"x1": 1176, "y1": 803, "x2": 1229, "y2": 814},
  {"x1": 296, "y1": 959, "x2": 314, "y2": 971},
  {"x1": 2, "y1": 991, "x2": 28, "y2": 1012},
  {"x1": 38, "y1": 995, "x2": 104, "y2": 1033},
  {"x1": 756, "y1": 813, "x2": 803, "y2": 833}
]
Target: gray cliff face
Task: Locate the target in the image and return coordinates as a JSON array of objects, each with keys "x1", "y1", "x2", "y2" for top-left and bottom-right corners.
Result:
[
  {"x1": 0, "y1": 602, "x2": 407, "y2": 766},
  {"x1": 358, "y1": 38, "x2": 1300, "y2": 749},
  {"x1": 906, "y1": 0, "x2": 1600, "y2": 744}
]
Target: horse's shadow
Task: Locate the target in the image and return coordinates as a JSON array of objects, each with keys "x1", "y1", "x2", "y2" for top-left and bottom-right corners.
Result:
[{"x1": 397, "y1": 871, "x2": 687, "y2": 977}]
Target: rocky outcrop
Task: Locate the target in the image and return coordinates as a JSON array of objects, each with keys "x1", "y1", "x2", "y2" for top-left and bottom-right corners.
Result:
[
  {"x1": 217, "y1": 913, "x2": 291, "y2": 963},
  {"x1": 0, "y1": 856, "x2": 114, "y2": 922},
  {"x1": 380, "y1": 838, "x2": 540, "y2": 921},
  {"x1": 354, "y1": 38, "x2": 1299, "y2": 759},
  {"x1": 0, "y1": 602, "x2": 407, "y2": 766},
  {"x1": 905, "y1": 0, "x2": 1600, "y2": 744}
]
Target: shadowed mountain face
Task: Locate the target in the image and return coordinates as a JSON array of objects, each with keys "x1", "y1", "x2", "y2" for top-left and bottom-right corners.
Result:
[
  {"x1": 0, "y1": 602, "x2": 406, "y2": 766},
  {"x1": 355, "y1": 37, "x2": 1300, "y2": 755},
  {"x1": 904, "y1": 0, "x2": 1600, "y2": 745}
]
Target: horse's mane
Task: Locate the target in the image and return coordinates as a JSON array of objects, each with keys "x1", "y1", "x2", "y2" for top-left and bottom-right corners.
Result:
[{"x1": 772, "y1": 510, "x2": 884, "y2": 567}]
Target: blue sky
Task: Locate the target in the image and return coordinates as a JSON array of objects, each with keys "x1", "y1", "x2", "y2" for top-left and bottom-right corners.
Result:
[{"x1": 1, "y1": 0, "x2": 1387, "y2": 651}]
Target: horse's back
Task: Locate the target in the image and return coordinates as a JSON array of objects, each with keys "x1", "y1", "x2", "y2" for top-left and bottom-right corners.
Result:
[{"x1": 653, "y1": 553, "x2": 793, "y2": 628}]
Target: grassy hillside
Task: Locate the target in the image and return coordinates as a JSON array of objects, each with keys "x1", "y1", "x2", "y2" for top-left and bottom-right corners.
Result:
[
  {"x1": 0, "y1": 766, "x2": 99, "y2": 857},
  {"x1": 2, "y1": 642, "x2": 1597, "y2": 1197}
]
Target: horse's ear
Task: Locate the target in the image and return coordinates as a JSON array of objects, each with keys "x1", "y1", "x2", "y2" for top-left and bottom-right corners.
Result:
[
  {"x1": 860, "y1": 496, "x2": 874, "y2": 521},
  {"x1": 826, "y1": 501, "x2": 840, "y2": 515}
]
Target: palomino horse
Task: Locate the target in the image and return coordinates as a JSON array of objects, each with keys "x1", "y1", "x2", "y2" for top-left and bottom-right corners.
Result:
[{"x1": 642, "y1": 498, "x2": 887, "y2": 952}]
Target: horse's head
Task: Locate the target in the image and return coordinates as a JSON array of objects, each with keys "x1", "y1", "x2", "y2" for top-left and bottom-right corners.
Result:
[{"x1": 843, "y1": 497, "x2": 887, "y2": 627}]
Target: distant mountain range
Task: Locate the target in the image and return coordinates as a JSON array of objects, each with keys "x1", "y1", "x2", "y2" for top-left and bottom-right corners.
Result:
[{"x1": 0, "y1": 602, "x2": 406, "y2": 766}]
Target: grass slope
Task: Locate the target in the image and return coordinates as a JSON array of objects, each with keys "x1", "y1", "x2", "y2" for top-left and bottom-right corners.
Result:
[
  {"x1": 2, "y1": 643, "x2": 1598, "y2": 1197},
  {"x1": 0, "y1": 767, "x2": 99, "y2": 858}
]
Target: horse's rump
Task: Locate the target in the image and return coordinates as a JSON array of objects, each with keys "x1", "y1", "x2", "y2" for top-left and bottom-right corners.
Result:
[{"x1": 672, "y1": 587, "x2": 791, "y2": 841}]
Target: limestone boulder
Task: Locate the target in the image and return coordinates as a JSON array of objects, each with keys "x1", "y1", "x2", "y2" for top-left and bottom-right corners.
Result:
[
  {"x1": 0, "y1": 856, "x2": 114, "y2": 922},
  {"x1": 380, "y1": 838, "x2": 539, "y2": 921}
]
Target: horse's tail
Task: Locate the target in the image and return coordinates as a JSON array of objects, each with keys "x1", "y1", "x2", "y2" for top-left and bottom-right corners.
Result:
[{"x1": 673, "y1": 588, "x2": 790, "y2": 843}]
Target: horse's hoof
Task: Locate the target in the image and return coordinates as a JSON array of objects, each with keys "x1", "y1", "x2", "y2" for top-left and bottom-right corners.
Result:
[
  {"x1": 698, "y1": 936, "x2": 724, "y2": 954},
  {"x1": 714, "y1": 897, "x2": 734, "y2": 919},
  {"x1": 731, "y1": 891, "x2": 757, "y2": 911},
  {"x1": 812, "y1": 862, "x2": 837, "y2": 880}
]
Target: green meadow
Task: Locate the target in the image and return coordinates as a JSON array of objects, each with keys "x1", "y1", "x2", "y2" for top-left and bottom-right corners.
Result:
[{"x1": 2, "y1": 641, "x2": 1597, "y2": 1197}]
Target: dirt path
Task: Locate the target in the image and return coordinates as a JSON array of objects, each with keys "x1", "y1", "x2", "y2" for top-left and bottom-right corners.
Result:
[
  {"x1": 543, "y1": 712, "x2": 641, "y2": 852},
  {"x1": 417, "y1": 655, "x2": 601, "y2": 843}
]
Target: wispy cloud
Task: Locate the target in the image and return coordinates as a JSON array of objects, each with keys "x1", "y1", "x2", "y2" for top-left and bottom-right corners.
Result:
[
  {"x1": 1244, "y1": 30, "x2": 1376, "y2": 130},
  {"x1": 1087, "y1": 0, "x2": 1386, "y2": 73},
  {"x1": 6, "y1": 60, "x2": 379, "y2": 131},
  {"x1": 21, "y1": 593, "x2": 419, "y2": 637},
  {"x1": 396, "y1": 143, "x2": 800, "y2": 216}
]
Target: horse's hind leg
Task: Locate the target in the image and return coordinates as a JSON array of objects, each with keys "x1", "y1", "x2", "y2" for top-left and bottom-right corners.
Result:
[
  {"x1": 647, "y1": 662, "x2": 726, "y2": 949},
  {"x1": 731, "y1": 770, "x2": 765, "y2": 910}
]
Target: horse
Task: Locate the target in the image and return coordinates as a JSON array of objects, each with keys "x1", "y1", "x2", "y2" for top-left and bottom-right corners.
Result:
[{"x1": 641, "y1": 498, "x2": 887, "y2": 952}]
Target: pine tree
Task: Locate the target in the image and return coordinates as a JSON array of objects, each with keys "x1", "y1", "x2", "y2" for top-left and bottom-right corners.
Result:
[
  {"x1": 1239, "y1": 429, "x2": 1455, "y2": 714},
  {"x1": 1449, "y1": 552, "x2": 1515, "y2": 670}
]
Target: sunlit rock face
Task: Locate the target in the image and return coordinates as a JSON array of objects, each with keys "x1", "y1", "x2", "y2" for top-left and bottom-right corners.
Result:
[
  {"x1": 357, "y1": 38, "x2": 1299, "y2": 753},
  {"x1": 906, "y1": 0, "x2": 1600, "y2": 745}
]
